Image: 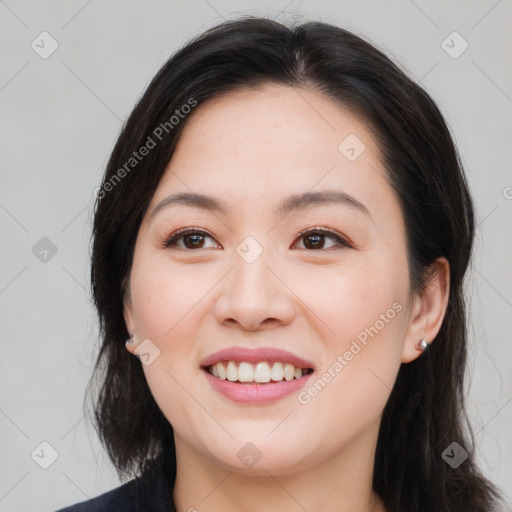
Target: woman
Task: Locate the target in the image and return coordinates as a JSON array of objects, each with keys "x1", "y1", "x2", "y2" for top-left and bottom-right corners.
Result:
[{"x1": 57, "y1": 15, "x2": 506, "y2": 512}]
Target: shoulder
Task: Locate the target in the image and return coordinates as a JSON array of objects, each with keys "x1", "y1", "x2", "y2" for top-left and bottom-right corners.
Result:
[
  {"x1": 55, "y1": 456, "x2": 175, "y2": 512},
  {"x1": 55, "y1": 478, "x2": 139, "y2": 512}
]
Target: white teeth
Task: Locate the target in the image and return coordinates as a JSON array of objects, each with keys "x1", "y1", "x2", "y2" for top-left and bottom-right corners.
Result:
[
  {"x1": 284, "y1": 363, "x2": 295, "y2": 381},
  {"x1": 208, "y1": 361, "x2": 310, "y2": 383},
  {"x1": 254, "y1": 362, "x2": 272, "y2": 383},
  {"x1": 271, "y1": 361, "x2": 284, "y2": 381},
  {"x1": 226, "y1": 361, "x2": 238, "y2": 382},
  {"x1": 238, "y1": 362, "x2": 254, "y2": 382},
  {"x1": 216, "y1": 362, "x2": 227, "y2": 380}
]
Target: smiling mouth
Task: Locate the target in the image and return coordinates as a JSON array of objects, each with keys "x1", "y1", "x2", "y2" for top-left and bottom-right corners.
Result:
[{"x1": 203, "y1": 360, "x2": 314, "y2": 384}]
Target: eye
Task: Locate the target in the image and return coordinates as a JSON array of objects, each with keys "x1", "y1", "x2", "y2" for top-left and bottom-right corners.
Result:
[
  {"x1": 293, "y1": 227, "x2": 352, "y2": 250},
  {"x1": 162, "y1": 228, "x2": 219, "y2": 250},
  {"x1": 162, "y1": 226, "x2": 351, "y2": 251}
]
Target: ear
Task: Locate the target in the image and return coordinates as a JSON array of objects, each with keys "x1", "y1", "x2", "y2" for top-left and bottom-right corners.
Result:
[
  {"x1": 122, "y1": 274, "x2": 137, "y2": 355},
  {"x1": 402, "y1": 257, "x2": 450, "y2": 363}
]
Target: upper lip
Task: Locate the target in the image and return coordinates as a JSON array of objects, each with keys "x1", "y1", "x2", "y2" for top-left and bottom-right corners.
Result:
[{"x1": 200, "y1": 346, "x2": 315, "y2": 370}]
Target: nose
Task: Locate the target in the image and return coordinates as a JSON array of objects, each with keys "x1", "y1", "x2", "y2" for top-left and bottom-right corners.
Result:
[{"x1": 213, "y1": 249, "x2": 295, "y2": 332}]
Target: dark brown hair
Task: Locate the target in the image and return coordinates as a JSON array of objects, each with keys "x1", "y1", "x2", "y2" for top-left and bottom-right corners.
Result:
[{"x1": 87, "y1": 15, "x2": 505, "y2": 511}]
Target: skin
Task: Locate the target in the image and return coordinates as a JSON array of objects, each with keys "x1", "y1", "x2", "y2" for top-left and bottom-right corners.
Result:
[{"x1": 123, "y1": 84, "x2": 450, "y2": 512}]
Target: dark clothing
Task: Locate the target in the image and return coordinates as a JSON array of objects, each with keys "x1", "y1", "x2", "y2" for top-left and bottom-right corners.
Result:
[{"x1": 56, "y1": 453, "x2": 177, "y2": 512}]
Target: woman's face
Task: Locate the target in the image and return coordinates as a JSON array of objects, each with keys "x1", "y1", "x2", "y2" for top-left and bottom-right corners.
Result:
[{"x1": 123, "y1": 84, "x2": 423, "y2": 475}]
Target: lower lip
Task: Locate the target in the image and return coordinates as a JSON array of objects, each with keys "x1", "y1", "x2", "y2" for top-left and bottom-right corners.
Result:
[{"x1": 202, "y1": 368, "x2": 314, "y2": 404}]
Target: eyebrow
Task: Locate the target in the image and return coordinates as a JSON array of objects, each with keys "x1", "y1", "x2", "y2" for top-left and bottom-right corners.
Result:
[{"x1": 150, "y1": 190, "x2": 371, "y2": 220}]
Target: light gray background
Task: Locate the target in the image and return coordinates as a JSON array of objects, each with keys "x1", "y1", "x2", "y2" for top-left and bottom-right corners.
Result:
[{"x1": 1, "y1": 1, "x2": 511, "y2": 511}]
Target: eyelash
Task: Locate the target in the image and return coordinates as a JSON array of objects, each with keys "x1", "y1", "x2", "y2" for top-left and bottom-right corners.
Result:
[{"x1": 161, "y1": 226, "x2": 352, "y2": 251}]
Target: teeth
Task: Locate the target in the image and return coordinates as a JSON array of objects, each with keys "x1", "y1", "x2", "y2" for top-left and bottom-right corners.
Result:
[
  {"x1": 209, "y1": 361, "x2": 310, "y2": 383},
  {"x1": 226, "y1": 361, "x2": 238, "y2": 382},
  {"x1": 216, "y1": 361, "x2": 227, "y2": 380},
  {"x1": 284, "y1": 363, "x2": 295, "y2": 381},
  {"x1": 270, "y1": 362, "x2": 284, "y2": 381},
  {"x1": 254, "y1": 362, "x2": 271, "y2": 383},
  {"x1": 238, "y1": 362, "x2": 254, "y2": 382}
]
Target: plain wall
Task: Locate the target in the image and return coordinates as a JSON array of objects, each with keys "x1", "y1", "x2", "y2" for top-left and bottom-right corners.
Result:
[{"x1": 0, "y1": 1, "x2": 511, "y2": 510}]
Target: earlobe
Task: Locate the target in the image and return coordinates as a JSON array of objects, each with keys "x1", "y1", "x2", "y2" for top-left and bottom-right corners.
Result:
[
  {"x1": 122, "y1": 278, "x2": 137, "y2": 354},
  {"x1": 123, "y1": 308, "x2": 138, "y2": 355},
  {"x1": 123, "y1": 301, "x2": 135, "y2": 339},
  {"x1": 401, "y1": 257, "x2": 450, "y2": 363},
  {"x1": 125, "y1": 332, "x2": 139, "y2": 357},
  {"x1": 125, "y1": 332, "x2": 139, "y2": 355}
]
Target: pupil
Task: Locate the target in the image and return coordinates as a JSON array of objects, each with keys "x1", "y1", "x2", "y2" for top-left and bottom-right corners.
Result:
[
  {"x1": 186, "y1": 234, "x2": 203, "y2": 248},
  {"x1": 306, "y1": 234, "x2": 323, "y2": 249}
]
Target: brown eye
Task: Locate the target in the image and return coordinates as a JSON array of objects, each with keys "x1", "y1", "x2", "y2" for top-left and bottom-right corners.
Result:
[
  {"x1": 163, "y1": 229, "x2": 218, "y2": 249},
  {"x1": 162, "y1": 227, "x2": 351, "y2": 251},
  {"x1": 303, "y1": 233, "x2": 329, "y2": 250},
  {"x1": 295, "y1": 228, "x2": 351, "y2": 250}
]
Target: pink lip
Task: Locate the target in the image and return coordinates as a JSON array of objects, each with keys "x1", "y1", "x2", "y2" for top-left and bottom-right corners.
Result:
[
  {"x1": 202, "y1": 369, "x2": 314, "y2": 404},
  {"x1": 200, "y1": 346, "x2": 315, "y2": 370}
]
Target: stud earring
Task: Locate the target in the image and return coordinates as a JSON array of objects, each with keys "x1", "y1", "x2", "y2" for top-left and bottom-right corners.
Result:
[
  {"x1": 125, "y1": 333, "x2": 134, "y2": 346},
  {"x1": 415, "y1": 339, "x2": 428, "y2": 351}
]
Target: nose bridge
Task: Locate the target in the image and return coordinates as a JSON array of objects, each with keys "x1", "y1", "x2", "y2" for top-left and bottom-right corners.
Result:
[
  {"x1": 234, "y1": 237, "x2": 271, "y2": 296},
  {"x1": 214, "y1": 234, "x2": 294, "y2": 330}
]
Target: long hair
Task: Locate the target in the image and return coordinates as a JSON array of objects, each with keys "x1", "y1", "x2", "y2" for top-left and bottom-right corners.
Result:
[{"x1": 87, "y1": 16, "x2": 505, "y2": 511}]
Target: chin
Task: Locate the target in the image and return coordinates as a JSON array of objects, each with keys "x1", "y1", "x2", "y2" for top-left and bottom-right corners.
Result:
[{"x1": 206, "y1": 436, "x2": 315, "y2": 476}]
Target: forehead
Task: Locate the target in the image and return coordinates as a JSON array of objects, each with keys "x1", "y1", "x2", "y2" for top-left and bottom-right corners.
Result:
[
  {"x1": 149, "y1": 84, "x2": 395, "y2": 222},
  {"x1": 174, "y1": 84, "x2": 379, "y2": 159}
]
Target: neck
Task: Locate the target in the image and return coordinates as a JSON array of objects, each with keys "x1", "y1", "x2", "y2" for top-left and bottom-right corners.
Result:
[{"x1": 172, "y1": 422, "x2": 387, "y2": 512}]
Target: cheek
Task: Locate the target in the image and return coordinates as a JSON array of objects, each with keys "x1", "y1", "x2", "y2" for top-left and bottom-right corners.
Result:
[
  {"x1": 129, "y1": 260, "x2": 210, "y2": 341},
  {"x1": 128, "y1": 259, "x2": 222, "y2": 406},
  {"x1": 293, "y1": 256, "x2": 408, "y2": 413},
  {"x1": 292, "y1": 254, "x2": 408, "y2": 348},
  {"x1": 129, "y1": 263, "x2": 215, "y2": 432}
]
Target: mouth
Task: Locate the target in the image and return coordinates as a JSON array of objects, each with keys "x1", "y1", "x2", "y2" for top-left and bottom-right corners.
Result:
[
  {"x1": 202, "y1": 361, "x2": 314, "y2": 384},
  {"x1": 200, "y1": 347, "x2": 315, "y2": 403}
]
